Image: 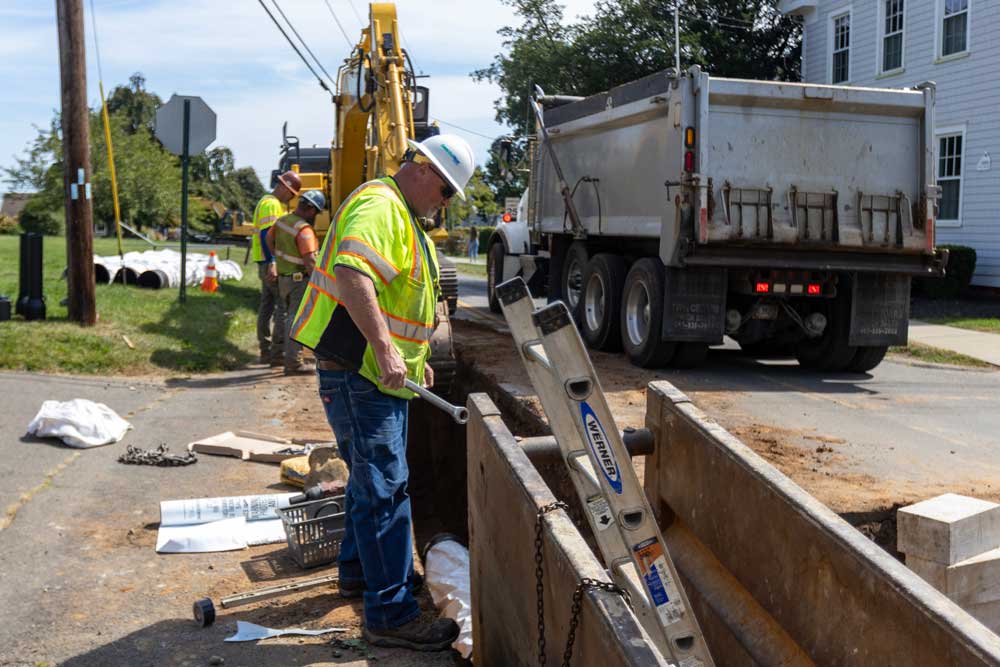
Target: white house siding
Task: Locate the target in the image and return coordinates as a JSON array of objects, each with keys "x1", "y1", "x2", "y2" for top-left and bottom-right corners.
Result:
[{"x1": 789, "y1": 1, "x2": 1000, "y2": 287}]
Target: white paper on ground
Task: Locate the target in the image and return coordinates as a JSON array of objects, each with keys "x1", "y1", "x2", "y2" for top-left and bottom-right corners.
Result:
[
  {"x1": 425, "y1": 538, "x2": 473, "y2": 658},
  {"x1": 159, "y1": 493, "x2": 296, "y2": 526},
  {"x1": 224, "y1": 621, "x2": 347, "y2": 642},
  {"x1": 26, "y1": 399, "x2": 132, "y2": 448},
  {"x1": 156, "y1": 517, "x2": 248, "y2": 553},
  {"x1": 243, "y1": 518, "x2": 287, "y2": 546}
]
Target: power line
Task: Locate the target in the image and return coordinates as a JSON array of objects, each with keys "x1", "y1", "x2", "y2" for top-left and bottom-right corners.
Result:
[
  {"x1": 321, "y1": 0, "x2": 354, "y2": 50},
  {"x1": 271, "y1": 0, "x2": 337, "y2": 85},
  {"x1": 432, "y1": 118, "x2": 497, "y2": 141},
  {"x1": 256, "y1": 0, "x2": 333, "y2": 96},
  {"x1": 345, "y1": 0, "x2": 364, "y2": 27}
]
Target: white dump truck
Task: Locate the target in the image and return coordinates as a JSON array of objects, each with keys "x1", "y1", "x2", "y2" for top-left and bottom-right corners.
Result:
[{"x1": 487, "y1": 66, "x2": 946, "y2": 372}]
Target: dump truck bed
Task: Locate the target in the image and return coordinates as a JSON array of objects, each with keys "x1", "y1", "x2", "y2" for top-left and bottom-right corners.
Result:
[{"x1": 532, "y1": 69, "x2": 937, "y2": 264}]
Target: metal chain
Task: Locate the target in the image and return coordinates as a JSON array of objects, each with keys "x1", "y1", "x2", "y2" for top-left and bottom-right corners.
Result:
[
  {"x1": 562, "y1": 578, "x2": 631, "y2": 667},
  {"x1": 117, "y1": 444, "x2": 197, "y2": 467},
  {"x1": 535, "y1": 501, "x2": 569, "y2": 667}
]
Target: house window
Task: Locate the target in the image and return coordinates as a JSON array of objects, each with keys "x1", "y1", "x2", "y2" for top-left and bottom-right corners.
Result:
[
  {"x1": 938, "y1": 132, "x2": 963, "y2": 222},
  {"x1": 832, "y1": 13, "x2": 850, "y2": 83},
  {"x1": 882, "y1": 0, "x2": 904, "y2": 72},
  {"x1": 942, "y1": 0, "x2": 968, "y2": 57}
]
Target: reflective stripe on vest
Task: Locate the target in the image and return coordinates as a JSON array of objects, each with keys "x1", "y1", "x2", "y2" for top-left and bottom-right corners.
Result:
[
  {"x1": 251, "y1": 194, "x2": 283, "y2": 262},
  {"x1": 337, "y1": 237, "x2": 401, "y2": 284},
  {"x1": 300, "y1": 267, "x2": 433, "y2": 343},
  {"x1": 274, "y1": 214, "x2": 310, "y2": 275}
]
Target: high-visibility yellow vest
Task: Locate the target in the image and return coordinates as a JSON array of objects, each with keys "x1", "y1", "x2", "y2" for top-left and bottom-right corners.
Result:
[
  {"x1": 290, "y1": 177, "x2": 439, "y2": 399},
  {"x1": 273, "y1": 213, "x2": 310, "y2": 275},
  {"x1": 251, "y1": 194, "x2": 285, "y2": 262}
]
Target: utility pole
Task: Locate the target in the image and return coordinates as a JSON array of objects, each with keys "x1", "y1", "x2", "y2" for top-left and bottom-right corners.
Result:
[{"x1": 56, "y1": 0, "x2": 97, "y2": 325}]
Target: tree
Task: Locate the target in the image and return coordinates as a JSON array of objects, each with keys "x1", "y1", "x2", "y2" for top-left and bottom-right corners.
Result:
[
  {"x1": 474, "y1": 0, "x2": 801, "y2": 137},
  {"x1": 450, "y1": 168, "x2": 500, "y2": 224},
  {"x1": 105, "y1": 73, "x2": 162, "y2": 135}
]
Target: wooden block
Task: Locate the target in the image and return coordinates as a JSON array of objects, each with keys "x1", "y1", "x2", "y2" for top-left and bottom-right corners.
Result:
[
  {"x1": 897, "y1": 494, "x2": 1000, "y2": 565},
  {"x1": 906, "y1": 554, "x2": 947, "y2": 592},
  {"x1": 948, "y1": 547, "x2": 1000, "y2": 608}
]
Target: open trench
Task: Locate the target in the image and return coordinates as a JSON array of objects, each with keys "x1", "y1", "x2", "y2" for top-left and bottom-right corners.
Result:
[{"x1": 406, "y1": 320, "x2": 911, "y2": 565}]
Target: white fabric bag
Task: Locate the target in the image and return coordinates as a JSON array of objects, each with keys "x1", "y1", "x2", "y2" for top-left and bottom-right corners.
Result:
[{"x1": 27, "y1": 399, "x2": 132, "y2": 448}]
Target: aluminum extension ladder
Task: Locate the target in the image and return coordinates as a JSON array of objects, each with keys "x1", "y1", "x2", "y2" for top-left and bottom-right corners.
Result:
[{"x1": 497, "y1": 277, "x2": 714, "y2": 667}]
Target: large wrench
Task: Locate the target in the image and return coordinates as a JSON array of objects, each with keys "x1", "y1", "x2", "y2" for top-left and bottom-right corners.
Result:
[{"x1": 405, "y1": 379, "x2": 468, "y2": 424}]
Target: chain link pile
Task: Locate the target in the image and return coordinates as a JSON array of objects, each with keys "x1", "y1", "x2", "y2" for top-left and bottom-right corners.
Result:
[{"x1": 117, "y1": 444, "x2": 197, "y2": 467}]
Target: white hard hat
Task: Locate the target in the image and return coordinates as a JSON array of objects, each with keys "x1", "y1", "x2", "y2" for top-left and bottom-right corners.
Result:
[{"x1": 406, "y1": 134, "x2": 475, "y2": 201}]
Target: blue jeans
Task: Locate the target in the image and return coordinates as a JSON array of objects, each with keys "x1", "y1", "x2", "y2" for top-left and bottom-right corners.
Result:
[{"x1": 317, "y1": 369, "x2": 420, "y2": 630}]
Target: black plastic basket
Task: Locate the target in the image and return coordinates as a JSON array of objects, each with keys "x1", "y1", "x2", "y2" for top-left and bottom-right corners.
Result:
[{"x1": 277, "y1": 496, "x2": 346, "y2": 569}]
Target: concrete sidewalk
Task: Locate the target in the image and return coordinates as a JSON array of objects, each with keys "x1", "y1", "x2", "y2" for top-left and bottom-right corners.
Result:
[{"x1": 909, "y1": 320, "x2": 1000, "y2": 366}]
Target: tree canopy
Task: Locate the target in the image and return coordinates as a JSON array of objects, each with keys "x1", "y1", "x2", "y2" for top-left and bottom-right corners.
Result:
[
  {"x1": 3, "y1": 73, "x2": 264, "y2": 234},
  {"x1": 473, "y1": 0, "x2": 802, "y2": 194}
]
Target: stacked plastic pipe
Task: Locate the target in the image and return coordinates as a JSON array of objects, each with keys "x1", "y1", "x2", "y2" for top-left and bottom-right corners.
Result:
[{"x1": 94, "y1": 249, "x2": 243, "y2": 289}]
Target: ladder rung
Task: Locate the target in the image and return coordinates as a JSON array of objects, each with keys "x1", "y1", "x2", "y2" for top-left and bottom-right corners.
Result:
[
  {"x1": 567, "y1": 451, "x2": 601, "y2": 495},
  {"x1": 522, "y1": 340, "x2": 551, "y2": 369}
]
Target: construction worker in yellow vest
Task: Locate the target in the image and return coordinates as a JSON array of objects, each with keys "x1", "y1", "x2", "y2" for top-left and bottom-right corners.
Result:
[
  {"x1": 265, "y1": 189, "x2": 324, "y2": 375},
  {"x1": 288, "y1": 134, "x2": 474, "y2": 651},
  {"x1": 252, "y1": 170, "x2": 301, "y2": 366}
]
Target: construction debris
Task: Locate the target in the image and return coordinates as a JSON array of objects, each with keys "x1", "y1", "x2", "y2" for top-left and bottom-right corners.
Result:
[
  {"x1": 224, "y1": 621, "x2": 346, "y2": 642},
  {"x1": 27, "y1": 399, "x2": 131, "y2": 448},
  {"x1": 187, "y1": 431, "x2": 317, "y2": 463},
  {"x1": 118, "y1": 444, "x2": 197, "y2": 466}
]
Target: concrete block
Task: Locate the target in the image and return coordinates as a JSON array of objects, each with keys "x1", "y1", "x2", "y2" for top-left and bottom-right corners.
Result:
[
  {"x1": 906, "y1": 554, "x2": 948, "y2": 592},
  {"x1": 897, "y1": 494, "x2": 1000, "y2": 565},
  {"x1": 967, "y1": 600, "x2": 1000, "y2": 635},
  {"x1": 949, "y1": 547, "x2": 1000, "y2": 608}
]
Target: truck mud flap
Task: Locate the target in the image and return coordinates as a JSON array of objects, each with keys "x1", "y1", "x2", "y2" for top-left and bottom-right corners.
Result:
[
  {"x1": 662, "y1": 267, "x2": 726, "y2": 343},
  {"x1": 849, "y1": 273, "x2": 910, "y2": 346}
]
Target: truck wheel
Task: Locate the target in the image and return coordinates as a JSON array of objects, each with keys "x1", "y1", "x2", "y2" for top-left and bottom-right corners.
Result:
[
  {"x1": 795, "y1": 295, "x2": 856, "y2": 371},
  {"x1": 671, "y1": 342, "x2": 708, "y2": 368},
  {"x1": 846, "y1": 346, "x2": 888, "y2": 373},
  {"x1": 487, "y1": 242, "x2": 505, "y2": 313},
  {"x1": 560, "y1": 242, "x2": 589, "y2": 319},
  {"x1": 621, "y1": 258, "x2": 676, "y2": 368},
  {"x1": 580, "y1": 254, "x2": 626, "y2": 351}
]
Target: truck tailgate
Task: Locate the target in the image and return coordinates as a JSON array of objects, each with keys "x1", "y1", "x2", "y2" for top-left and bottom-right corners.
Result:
[{"x1": 701, "y1": 78, "x2": 934, "y2": 253}]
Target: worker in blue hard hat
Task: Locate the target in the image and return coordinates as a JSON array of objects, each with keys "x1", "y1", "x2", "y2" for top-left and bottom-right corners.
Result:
[{"x1": 265, "y1": 188, "x2": 326, "y2": 375}]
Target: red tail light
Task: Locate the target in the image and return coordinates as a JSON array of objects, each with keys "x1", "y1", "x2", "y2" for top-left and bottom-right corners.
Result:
[
  {"x1": 502, "y1": 213, "x2": 512, "y2": 223},
  {"x1": 807, "y1": 283, "x2": 821, "y2": 295},
  {"x1": 684, "y1": 150, "x2": 694, "y2": 172},
  {"x1": 755, "y1": 282, "x2": 770, "y2": 294}
]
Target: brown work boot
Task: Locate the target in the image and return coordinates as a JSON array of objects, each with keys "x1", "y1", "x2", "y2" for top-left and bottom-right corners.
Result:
[
  {"x1": 363, "y1": 617, "x2": 459, "y2": 652},
  {"x1": 284, "y1": 362, "x2": 315, "y2": 376}
]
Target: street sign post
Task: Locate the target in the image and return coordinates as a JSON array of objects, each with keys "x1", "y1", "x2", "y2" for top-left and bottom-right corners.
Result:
[{"x1": 155, "y1": 95, "x2": 216, "y2": 302}]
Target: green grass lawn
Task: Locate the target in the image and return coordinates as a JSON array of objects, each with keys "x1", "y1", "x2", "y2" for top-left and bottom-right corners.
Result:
[
  {"x1": 925, "y1": 317, "x2": 1000, "y2": 334},
  {"x1": 0, "y1": 236, "x2": 260, "y2": 375},
  {"x1": 888, "y1": 342, "x2": 994, "y2": 369}
]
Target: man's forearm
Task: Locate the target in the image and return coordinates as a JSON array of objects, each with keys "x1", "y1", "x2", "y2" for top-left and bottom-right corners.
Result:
[
  {"x1": 304, "y1": 252, "x2": 317, "y2": 274},
  {"x1": 334, "y1": 266, "x2": 392, "y2": 355}
]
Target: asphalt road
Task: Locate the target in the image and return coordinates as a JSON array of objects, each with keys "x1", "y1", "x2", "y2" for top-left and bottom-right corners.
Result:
[
  {"x1": 453, "y1": 274, "x2": 1000, "y2": 505},
  {"x1": 0, "y1": 370, "x2": 450, "y2": 667}
]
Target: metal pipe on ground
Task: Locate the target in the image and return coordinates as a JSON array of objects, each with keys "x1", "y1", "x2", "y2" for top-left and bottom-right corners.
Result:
[
  {"x1": 137, "y1": 269, "x2": 170, "y2": 289},
  {"x1": 113, "y1": 267, "x2": 139, "y2": 285},
  {"x1": 519, "y1": 427, "x2": 654, "y2": 464}
]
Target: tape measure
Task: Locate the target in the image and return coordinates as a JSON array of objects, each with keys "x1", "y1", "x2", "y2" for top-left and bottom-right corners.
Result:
[{"x1": 193, "y1": 598, "x2": 216, "y2": 627}]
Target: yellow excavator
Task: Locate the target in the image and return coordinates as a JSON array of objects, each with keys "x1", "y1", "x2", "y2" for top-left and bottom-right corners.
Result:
[{"x1": 271, "y1": 2, "x2": 459, "y2": 389}]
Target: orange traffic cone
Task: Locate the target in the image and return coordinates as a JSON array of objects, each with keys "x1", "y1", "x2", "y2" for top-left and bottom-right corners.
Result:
[{"x1": 201, "y1": 251, "x2": 219, "y2": 293}]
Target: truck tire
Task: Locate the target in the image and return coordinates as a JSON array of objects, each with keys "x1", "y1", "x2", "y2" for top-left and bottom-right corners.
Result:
[
  {"x1": 671, "y1": 342, "x2": 709, "y2": 368},
  {"x1": 436, "y1": 252, "x2": 459, "y2": 316},
  {"x1": 580, "y1": 254, "x2": 627, "y2": 351},
  {"x1": 561, "y1": 242, "x2": 589, "y2": 320},
  {"x1": 487, "y1": 242, "x2": 505, "y2": 313},
  {"x1": 846, "y1": 345, "x2": 888, "y2": 373},
  {"x1": 621, "y1": 258, "x2": 676, "y2": 368},
  {"x1": 795, "y1": 291, "x2": 856, "y2": 371}
]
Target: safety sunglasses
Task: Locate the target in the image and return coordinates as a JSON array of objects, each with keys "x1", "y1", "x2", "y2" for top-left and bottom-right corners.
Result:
[{"x1": 410, "y1": 152, "x2": 456, "y2": 200}]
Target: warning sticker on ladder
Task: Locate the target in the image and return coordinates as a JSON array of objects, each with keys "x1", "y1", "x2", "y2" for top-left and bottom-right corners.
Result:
[
  {"x1": 586, "y1": 496, "x2": 614, "y2": 531},
  {"x1": 633, "y1": 537, "x2": 685, "y2": 626}
]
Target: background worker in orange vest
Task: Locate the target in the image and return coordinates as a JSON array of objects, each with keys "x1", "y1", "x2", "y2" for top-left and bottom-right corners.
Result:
[
  {"x1": 266, "y1": 189, "x2": 324, "y2": 375},
  {"x1": 252, "y1": 170, "x2": 301, "y2": 365}
]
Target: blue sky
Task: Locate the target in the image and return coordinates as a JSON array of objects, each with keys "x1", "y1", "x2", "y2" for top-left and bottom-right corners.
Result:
[{"x1": 0, "y1": 0, "x2": 596, "y2": 191}]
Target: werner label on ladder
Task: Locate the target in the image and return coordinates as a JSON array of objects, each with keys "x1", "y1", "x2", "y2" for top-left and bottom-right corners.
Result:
[{"x1": 496, "y1": 276, "x2": 714, "y2": 667}]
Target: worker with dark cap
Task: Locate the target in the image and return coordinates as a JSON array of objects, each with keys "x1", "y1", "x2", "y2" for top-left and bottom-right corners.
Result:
[
  {"x1": 252, "y1": 170, "x2": 302, "y2": 366},
  {"x1": 266, "y1": 189, "x2": 325, "y2": 375}
]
